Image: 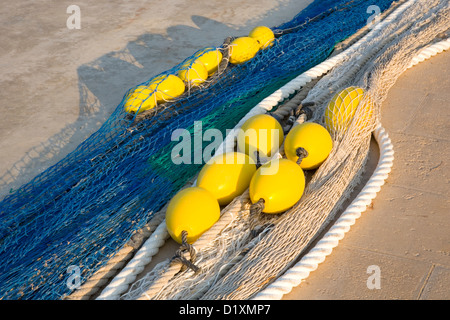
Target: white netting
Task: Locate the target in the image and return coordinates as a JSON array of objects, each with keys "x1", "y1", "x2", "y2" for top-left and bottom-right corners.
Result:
[{"x1": 114, "y1": 0, "x2": 449, "y2": 300}]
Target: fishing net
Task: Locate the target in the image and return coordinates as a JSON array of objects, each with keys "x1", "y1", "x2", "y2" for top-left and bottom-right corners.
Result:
[
  {"x1": 0, "y1": 0, "x2": 401, "y2": 300},
  {"x1": 115, "y1": 0, "x2": 449, "y2": 300}
]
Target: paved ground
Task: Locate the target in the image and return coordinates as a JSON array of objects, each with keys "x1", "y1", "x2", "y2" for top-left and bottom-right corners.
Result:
[{"x1": 0, "y1": 1, "x2": 448, "y2": 300}]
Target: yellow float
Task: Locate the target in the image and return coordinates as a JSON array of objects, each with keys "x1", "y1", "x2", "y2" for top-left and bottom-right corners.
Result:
[
  {"x1": 148, "y1": 74, "x2": 185, "y2": 103},
  {"x1": 249, "y1": 158, "x2": 305, "y2": 214},
  {"x1": 196, "y1": 152, "x2": 256, "y2": 206},
  {"x1": 249, "y1": 26, "x2": 275, "y2": 49},
  {"x1": 284, "y1": 122, "x2": 333, "y2": 170},
  {"x1": 177, "y1": 59, "x2": 209, "y2": 86},
  {"x1": 229, "y1": 37, "x2": 261, "y2": 65},
  {"x1": 123, "y1": 85, "x2": 157, "y2": 114},
  {"x1": 324, "y1": 86, "x2": 373, "y2": 135},
  {"x1": 165, "y1": 187, "x2": 220, "y2": 244},
  {"x1": 193, "y1": 47, "x2": 223, "y2": 76},
  {"x1": 237, "y1": 114, "x2": 284, "y2": 162}
]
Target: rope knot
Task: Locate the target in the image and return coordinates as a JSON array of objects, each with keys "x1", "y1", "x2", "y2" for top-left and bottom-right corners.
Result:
[
  {"x1": 295, "y1": 102, "x2": 315, "y2": 120},
  {"x1": 249, "y1": 198, "x2": 265, "y2": 237},
  {"x1": 171, "y1": 230, "x2": 200, "y2": 274}
]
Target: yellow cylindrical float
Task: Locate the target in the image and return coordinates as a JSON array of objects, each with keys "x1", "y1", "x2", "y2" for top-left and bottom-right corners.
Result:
[
  {"x1": 193, "y1": 47, "x2": 223, "y2": 76},
  {"x1": 229, "y1": 36, "x2": 260, "y2": 65},
  {"x1": 237, "y1": 114, "x2": 284, "y2": 162},
  {"x1": 177, "y1": 59, "x2": 209, "y2": 86},
  {"x1": 165, "y1": 187, "x2": 220, "y2": 244},
  {"x1": 123, "y1": 85, "x2": 157, "y2": 114},
  {"x1": 249, "y1": 158, "x2": 305, "y2": 214},
  {"x1": 249, "y1": 26, "x2": 275, "y2": 49},
  {"x1": 196, "y1": 152, "x2": 256, "y2": 206},
  {"x1": 148, "y1": 74, "x2": 185, "y2": 103},
  {"x1": 284, "y1": 122, "x2": 333, "y2": 170},
  {"x1": 324, "y1": 86, "x2": 374, "y2": 135}
]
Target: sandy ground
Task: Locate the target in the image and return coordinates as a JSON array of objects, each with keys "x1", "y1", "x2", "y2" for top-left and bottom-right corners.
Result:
[{"x1": 1, "y1": 0, "x2": 449, "y2": 300}]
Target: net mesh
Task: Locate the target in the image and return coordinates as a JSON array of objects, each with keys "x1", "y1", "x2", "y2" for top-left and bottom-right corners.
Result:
[
  {"x1": 0, "y1": 0, "x2": 400, "y2": 300},
  {"x1": 120, "y1": 0, "x2": 450, "y2": 300}
]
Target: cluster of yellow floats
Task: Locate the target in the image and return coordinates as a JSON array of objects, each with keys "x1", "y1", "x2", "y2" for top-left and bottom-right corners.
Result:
[
  {"x1": 124, "y1": 26, "x2": 275, "y2": 114},
  {"x1": 166, "y1": 85, "x2": 373, "y2": 244},
  {"x1": 125, "y1": 24, "x2": 373, "y2": 244}
]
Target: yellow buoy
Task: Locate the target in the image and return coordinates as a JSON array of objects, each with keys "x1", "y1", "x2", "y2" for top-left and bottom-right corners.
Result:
[
  {"x1": 249, "y1": 158, "x2": 305, "y2": 214},
  {"x1": 249, "y1": 26, "x2": 275, "y2": 49},
  {"x1": 324, "y1": 86, "x2": 373, "y2": 135},
  {"x1": 284, "y1": 122, "x2": 333, "y2": 170},
  {"x1": 177, "y1": 59, "x2": 209, "y2": 86},
  {"x1": 123, "y1": 85, "x2": 157, "y2": 114},
  {"x1": 196, "y1": 152, "x2": 256, "y2": 206},
  {"x1": 148, "y1": 74, "x2": 185, "y2": 103},
  {"x1": 193, "y1": 48, "x2": 223, "y2": 76},
  {"x1": 237, "y1": 114, "x2": 284, "y2": 162},
  {"x1": 165, "y1": 187, "x2": 220, "y2": 244},
  {"x1": 229, "y1": 37, "x2": 260, "y2": 65}
]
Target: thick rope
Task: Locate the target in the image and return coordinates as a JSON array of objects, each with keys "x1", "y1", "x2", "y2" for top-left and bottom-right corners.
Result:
[{"x1": 271, "y1": 79, "x2": 321, "y2": 125}]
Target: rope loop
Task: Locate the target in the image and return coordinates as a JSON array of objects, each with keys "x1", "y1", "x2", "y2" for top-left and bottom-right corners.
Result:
[
  {"x1": 255, "y1": 151, "x2": 262, "y2": 168},
  {"x1": 296, "y1": 147, "x2": 309, "y2": 165},
  {"x1": 250, "y1": 198, "x2": 265, "y2": 216},
  {"x1": 171, "y1": 230, "x2": 200, "y2": 274}
]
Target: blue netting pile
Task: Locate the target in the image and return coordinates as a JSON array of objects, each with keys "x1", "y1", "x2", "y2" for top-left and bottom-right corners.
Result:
[{"x1": 0, "y1": 0, "x2": 395, "y2": 299}]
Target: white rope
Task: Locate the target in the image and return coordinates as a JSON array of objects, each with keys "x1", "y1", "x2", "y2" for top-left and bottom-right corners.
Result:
[
  {"x1": 407, "y1": 38, "x2": 450, "y2": 68},
  {"x1": 252, "y1": 37, "x2": 450, "y2": 300},
  {"x1": 96, "y1": 220, "x2": 169, "y2": 300}
]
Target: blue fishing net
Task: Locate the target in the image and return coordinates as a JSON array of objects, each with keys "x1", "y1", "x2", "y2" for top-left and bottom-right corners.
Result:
[{"x1": 0, "y1": 0, "x2": 395, "y2": 299}]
